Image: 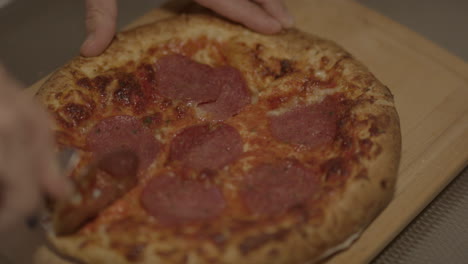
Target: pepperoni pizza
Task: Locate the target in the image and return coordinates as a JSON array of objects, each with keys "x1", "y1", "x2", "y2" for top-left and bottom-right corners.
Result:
[{"x1": 37, "y1": 14, "x2": 401, "y2": 264}]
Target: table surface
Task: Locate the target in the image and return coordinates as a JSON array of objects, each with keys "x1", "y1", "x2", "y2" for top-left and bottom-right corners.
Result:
[{"x1": 0, "y1": 0, "x2": 467, "y2": 263}]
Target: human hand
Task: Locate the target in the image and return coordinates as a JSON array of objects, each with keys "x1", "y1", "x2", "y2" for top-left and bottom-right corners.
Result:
[
  {"x1": 194, "y1": 0, "x2": 293, "y2": 33},
  {"x1": 0, "y1": 65, "x2": 70, "y2": 231},
  {"x1": 80, "y1": 0, "x2": 293, "y2": 57}
]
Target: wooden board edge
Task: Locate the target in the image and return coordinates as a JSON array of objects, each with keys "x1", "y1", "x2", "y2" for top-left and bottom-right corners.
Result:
[{"x1": 328, "y1": 109, "x2": 468, "y2": 263}]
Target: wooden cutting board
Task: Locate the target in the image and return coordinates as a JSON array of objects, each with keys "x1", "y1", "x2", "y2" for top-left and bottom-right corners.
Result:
[{"x1": 30, "y1": 0, "x2": 468, "y2": 263}]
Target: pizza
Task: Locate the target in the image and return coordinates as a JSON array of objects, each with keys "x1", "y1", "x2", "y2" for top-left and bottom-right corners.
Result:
[{"x1": 36, "y1": 13, "x2": 401, "y2": 264}]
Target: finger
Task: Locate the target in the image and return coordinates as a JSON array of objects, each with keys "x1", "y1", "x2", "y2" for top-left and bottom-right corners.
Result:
[
  {"x1": 0, "y1": 133, "x2": 41, "y2": 231},
  {"x1": 38, "y1": 139, "x2": 73, "y2": 200},
  {"x1": 195, "y1": 0, "x2": 282, "y2": 34},
  {"x1": 37, "y1": 150, "x2": 72, "y2": 200},
  {"x1": 80, "y1": 0, "x2": 118, "y2": 57},
  {"x1": 253, "y1": 0, "x2": 294, "y2": 28},
  {"x1": 35, "y1": 115, "x2": 72, "y2": 200},
  {"x1": 22, "y1": 101, "x2": 73, "y2": 200},
  {"x1": 0, "y1": 175, "x2": 41, "y2": 231},
  {"x1": 0, "y1": 65, "x2": 42, "y2": 230},
  {"x1": 0, "y1": 184, "x2": 41, "y2": 231}
]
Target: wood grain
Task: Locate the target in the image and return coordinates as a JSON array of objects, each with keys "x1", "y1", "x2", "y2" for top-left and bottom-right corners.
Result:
[{"x1": 32, "y1": 0, "x2": 468, "y2": 263}]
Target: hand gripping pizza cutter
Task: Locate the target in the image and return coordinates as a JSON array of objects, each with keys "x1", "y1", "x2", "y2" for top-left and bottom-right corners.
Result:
[{"x1": 27, "y1": 147, "x2": 139, "y2": 236}]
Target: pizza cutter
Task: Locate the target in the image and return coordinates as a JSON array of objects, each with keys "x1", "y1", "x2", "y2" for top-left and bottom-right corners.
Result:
[{"x1": 27, "y1": 147, "x2": 140, "y2": 236}]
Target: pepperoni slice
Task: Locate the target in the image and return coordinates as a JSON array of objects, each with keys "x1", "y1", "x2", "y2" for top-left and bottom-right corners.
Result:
[
  {"x1": 155, "y1": 54, "x2": 221, "y2": 103},
  {"x1": 140, "y1": 173, "x2": 225, "y2": 225},
  {"x1": 97, "y1": 150, "x2": 139, "y2": 179},
  {"x1": 241, "y1": 160, "x2": 318, "y2": 216},
  {"x1": 169, "y1": 123, "x2": 243, "y2": 170},
  {"x1": 155, "y1": 55, "x2": 251, "y2": 120},
  {"x1": 86, "y1": 115, "x2": 160, "y2": 170},
  {"x1": 269, "y1": 98, "x2": 340, "y2": 148},
  {"x1": 200, "y1": 66, "x2": 251, "y2": 120}
]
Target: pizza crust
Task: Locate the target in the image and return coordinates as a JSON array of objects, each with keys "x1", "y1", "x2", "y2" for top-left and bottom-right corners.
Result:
[{"x1": 37, "y1": 14, "x2": 401, "y2": 264}]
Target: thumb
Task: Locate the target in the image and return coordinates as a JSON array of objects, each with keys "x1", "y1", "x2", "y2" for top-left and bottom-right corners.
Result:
[{"x1": 81, "y1": 0, "x2": 118, "y2": 57}]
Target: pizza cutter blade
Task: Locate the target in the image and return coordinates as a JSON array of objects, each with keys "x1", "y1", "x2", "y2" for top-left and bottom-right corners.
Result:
[{"x1": 51, "y1": 148, "x2": 140, "y2": 236}]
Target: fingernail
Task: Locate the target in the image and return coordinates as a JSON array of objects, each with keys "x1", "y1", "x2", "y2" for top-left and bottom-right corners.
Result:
[
  {"x1": 81, "y1": 33, "x2": 95, "y2": 50},
  {"x1": 80, "y1": 34, "x2": 96, "y2": 56}
]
